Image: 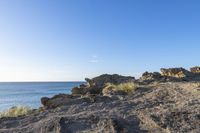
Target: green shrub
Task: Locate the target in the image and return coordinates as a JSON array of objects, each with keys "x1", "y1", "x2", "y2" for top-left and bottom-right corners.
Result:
[
  {"x1": 0, "y1": 106, "x2": 32, "y2": 118},
  {"x1": 104, "y1": 82, "x2": 138, "y2": 94}
]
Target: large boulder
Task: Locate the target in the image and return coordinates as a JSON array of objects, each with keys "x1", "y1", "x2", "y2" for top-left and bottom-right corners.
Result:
[
  {"x1": 160, "y1": 68, "x2": 192, "y2": 78},
  {"x1": 41, "y1": 94, "x2": 82, "y2": 109},
  {"x1": 140, "y1": 71, "x2": 162, "y2": 81},
  {"x1": 41, "y1": 97, "x2": 50, "y2": 107},
  {"x1": 71, "y1": 74, "x2": 135, "y2": 95},
  {"x1": 190, "y1": 66, "x2": 200, "y2": 74},
  {"x1": 86, "y1": 74, "x2": 135, "y2": 89},
  {"x1": 71, "y1": 86, "x2": 88, "y2": 95}
]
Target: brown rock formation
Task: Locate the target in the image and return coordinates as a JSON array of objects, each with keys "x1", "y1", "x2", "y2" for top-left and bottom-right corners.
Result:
[
  {"x1": 2, "y1": 67, "x2": 200, "y2": 132},
  {"x1": 1, "y1": 82, "x2": 200, "y2": 133},
  {"x1": 160, "y1": 67, "x2": 192, "y2": 78},
  {"x1": 190, "y1": 66, "x2": 200, "y2": 74},
  {"x1": 140, "y1": 72, "x2": 162, "y2": 81},
  {"x1": 72, "y1": 74, "x2": 135, "y2": 95},
  {"x1": 87, "y1": 74, "x2": 135, "y2": 89}
]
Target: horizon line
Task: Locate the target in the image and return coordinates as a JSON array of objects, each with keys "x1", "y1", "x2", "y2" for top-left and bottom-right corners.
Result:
[{"x1": 0, "y1": 81, "x2": 85, "y2": 83}]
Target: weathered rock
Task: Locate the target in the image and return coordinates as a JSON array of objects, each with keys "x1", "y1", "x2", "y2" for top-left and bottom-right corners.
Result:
[
  {"x1": 41, "y1": 94, "x2": 82, "y2": 109},
  {"x1": 160, "y1": 67, "x2": 192, "y2": 78},
  {"x1": 140, "y1": 72, "x2": 162, "y2": 81},
  {"x1": 80, "y1": 83, "x2": 90, "y2": 88},
  {"x1": 190, "y1": 66, "x2": 200, "y2": 74},
  {"x1": 87, "y1": 74, "x2": 135, "y2": 89},
  {"x1": 71, "y1": 86, "x2": 88, "y2": 95},
  {"x1": 2, "y1": 82, "x2": 200, "y2": 133},
  {"x1": 85, "y1": 78, "x2": 94, "y2": 87},
  {"x1": 41, "y1": 97, "x2": 50, "y2": 107},
  {"x1": 72, "y1": 74, "x2": 135, "y2": 95},
  {"x1": 3, "y1": 68, "x2": 200, "y2": 132}
]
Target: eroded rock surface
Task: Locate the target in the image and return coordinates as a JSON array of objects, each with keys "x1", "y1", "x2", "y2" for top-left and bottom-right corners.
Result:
[
  {"x1": 1, "y1": 82, "x2": 200, "y2": 133},
  {"x1": 1, "y1": 68, "x2": 200, "y2": 133},
  {"x1": 87, "y1": 74, "x2": 135, "y2": 89},
  {"x1": 141, "y1": 72, "x2": 162, "y2": 80},
  {"x1": 190, "y1": 66, "x2": 200, "y2": 74},
  {"x1": 72, "y1": 74, "x2": 135, "y2": 95},
  {"x1": 160, "y1": 67, "x2": 192, "y2": 78}
]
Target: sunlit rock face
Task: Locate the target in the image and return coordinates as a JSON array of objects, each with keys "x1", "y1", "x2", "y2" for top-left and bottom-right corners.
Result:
[
  {"x1": 140, "y1": 71, "x2": 162, "y2": 81},
  {"x1": 86, "y1": 74, "x2": 135, "y2": 89},
  {"x1": 3, "y1": 67, "x2": 200, "y2": 133},
  {"x1": 72, "y1": 74, "x2": 136, "y2": 95},
  {"x1": 190, "y1": 66, "x2": 200, "y2": 74},
  {"x1": 160, "y1": 67, "x2": 193, "y2": 78}
]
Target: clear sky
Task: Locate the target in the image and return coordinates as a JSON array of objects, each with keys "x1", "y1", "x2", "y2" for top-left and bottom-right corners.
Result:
[{"x1": 0, "y1": 0, "x2": 200, "y2": 81}]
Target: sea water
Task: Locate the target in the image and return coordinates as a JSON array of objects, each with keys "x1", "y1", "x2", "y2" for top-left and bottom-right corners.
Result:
[{"x1": 0, "y1": 82, "x2": 83, "y2": 111}]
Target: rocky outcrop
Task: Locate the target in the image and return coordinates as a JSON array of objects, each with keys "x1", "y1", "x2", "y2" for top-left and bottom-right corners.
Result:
[
  {"x1": 41, "y1": 94, "x2": 83, "y2": 109},
  {"x1": 71, "y1": 86, "x2": 88, "y2": 95},
  {"x1": 140, "y1": 72, "x2": 162, "y2": 81},
  {"x1": 72, "y1": 74, "x2": 135, "y2": 95},
  {"x1": 190, "y1": 66, "x2": 200, "y2": 74},
  {"x1": 87, "y1": 74, "x2": 135, "y2": 89},
  {"x1": 139, "y1": 67, "x2": 200, "y2": 82},
  {"x1": 139, "y1": 71, "x2": 184, "y2": 83},
  {"x1": 1, "y1": 82, "x2": 200, "y2": 133},
  {"x1": 2, "y1": 67, "x2": 200, "y2": 132},
  {"x1": 160, "y1": 67, "x2": 192, "y2": 78}
]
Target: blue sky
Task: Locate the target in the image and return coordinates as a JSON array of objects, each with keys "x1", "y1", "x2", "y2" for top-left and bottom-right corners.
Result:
[{"x1": 0, "y1": 0, "x2": 200, "y2": 81}]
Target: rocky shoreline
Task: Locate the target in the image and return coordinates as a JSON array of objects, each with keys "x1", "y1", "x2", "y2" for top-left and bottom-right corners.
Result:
[{"x1": 1, "y1": 67, "x2": 200, "y2": 133}]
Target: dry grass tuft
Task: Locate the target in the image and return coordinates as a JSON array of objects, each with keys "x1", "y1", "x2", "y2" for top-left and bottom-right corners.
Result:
[
  {"x1": 104, "y1": 82, "x2": 138, "y2": 94},
  {"x1": 192, "y1": 82, "x2": 200, "y2": 88},
  {"x1": 0, "y1": 106, "x2": 32, "y2": 118}
]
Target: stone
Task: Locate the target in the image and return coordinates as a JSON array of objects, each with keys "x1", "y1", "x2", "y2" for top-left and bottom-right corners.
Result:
[
  {"x1": 2, "y1": 74, "x2": 200, "y2": 132},
  {"x1": 160, "y1": 67, "x2": 192, "y2": 78},
  {"x1": 80, "y1": 83, "x2": 90, "y2": 88},
  {"x1": 140, "y1": 71, "x2": 162, "y2": 81},
  {"x1": 71, "y1": 87, "x2": 88, "y2": 95},
  {"x1": 72, "y1": 74, "x2": 136, "y2": 95},
  {"x1": 86, "y1": 74, "x2": 135, "y2": 90},
  {"x1": 41, "y1": 97, "x2": 50, "y2": 107},
  {"x1": 190, "y1": 66, "x2": 200, "y2": 74},
  {"x1": 41, "y1": 94, "x2": 81, "y2": 109},
  {"x1": 85, "y1": 78, "x2": 94, "y2": 87}
]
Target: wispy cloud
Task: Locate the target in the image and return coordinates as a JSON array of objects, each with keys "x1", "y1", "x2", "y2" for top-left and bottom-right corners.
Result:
[
  {"x1": 89, "y1": 59, "x2": 99, "y2": 63},
  {"x1": 89, "y1": 55, "x2": 99, "y2": 63}
]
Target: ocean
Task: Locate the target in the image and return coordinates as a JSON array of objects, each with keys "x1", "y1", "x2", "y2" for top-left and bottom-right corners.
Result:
[{"x1": 0, "y1": 82, "x2": 83, "y2": 111}]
